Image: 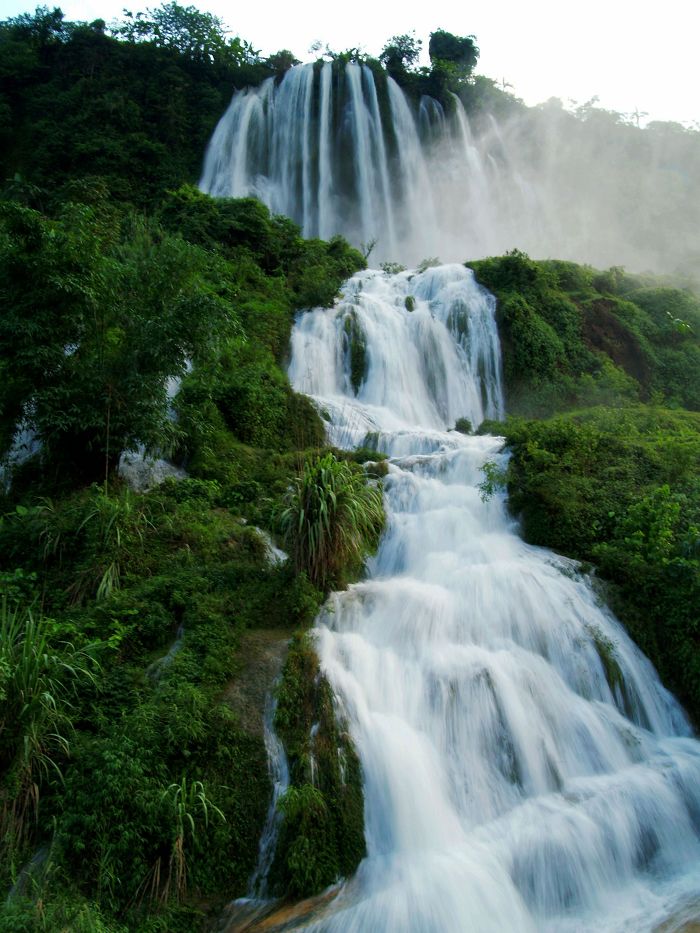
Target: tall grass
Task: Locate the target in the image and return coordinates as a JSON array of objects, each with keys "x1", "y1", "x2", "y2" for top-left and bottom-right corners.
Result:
[
  {"x1": 0, "y1": 599, "x2": 98, "y2": 861},
  {"x1": 280, "y1": 453, "x2": 384, "y2": 591},
  {"x1": 139, "y1": 777, "x2": 226, "y2": 905},
  {"x1": 28, "y1": 487, "x2": 155, "y2": 605}
]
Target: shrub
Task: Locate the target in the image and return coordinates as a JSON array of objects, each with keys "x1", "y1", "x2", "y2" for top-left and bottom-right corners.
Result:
[
  {"x1": 0, "y1": 601, "x2": 98, "y2": 860},
  {"x1": 279, "y1": 453, "x2": 384, "y2": 591}
]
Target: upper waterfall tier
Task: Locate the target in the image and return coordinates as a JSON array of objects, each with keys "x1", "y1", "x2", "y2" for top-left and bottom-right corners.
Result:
[
  {"x1": 199, "y1": 62, "x2": 527, "y2": 266},
  {"x1": 201, "y1": 63, "x2": 699, "y2": 273},
  {"x1": 200, "y1": 62, "x2": 434, "y2": 262}
]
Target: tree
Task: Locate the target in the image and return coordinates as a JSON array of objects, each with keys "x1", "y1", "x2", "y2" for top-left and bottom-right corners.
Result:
[
  {"x1": 264, "y1": 49, "x2": 300, "y2": 75},
  {"x1": 0, "y1": 196, "x2": 235, "y2": 482},
  {"x1": 428, "y1": 28, "x2": 479, "y2": 78},
  {"x1": 115, "y1": 2, "x2": 258, "y2": 65},
  {"x1": 379, "y1": 32, "x2": 422, "y2": 77},
  {"x1": 1, "y1": 5, "x2": 67, "y2": 45}
]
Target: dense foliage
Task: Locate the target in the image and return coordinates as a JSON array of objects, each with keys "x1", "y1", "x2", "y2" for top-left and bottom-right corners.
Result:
[
  {"x1": 487, "y1": 407, "x2": 700, "y2": 725},
  {"x1": 0, "y1": 194, "x2": 235, "y2": 482},
  {"x1": 1, "y1": 478, "x2": 290, "y2": 928},
  {"x1": 0, "y1": 185, "x2": 363, "y2": 488},
  {"x1": 0, "y1": 4, "x2": 273, "y2": 210},
  {"x1": 470, "y1": 251, "x2": 700, "y2": 417},
  {"x1": 0, "y1": 9, "x2": 370, "y2": 922},
  {"x1": 0, "y1": 178, "x2": 368, "y2": 925}
]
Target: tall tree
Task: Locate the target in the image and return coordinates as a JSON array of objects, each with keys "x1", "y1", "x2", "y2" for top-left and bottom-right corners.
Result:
[{"x1": 428, "y1": 28, "x2": 479, "y2": 78}]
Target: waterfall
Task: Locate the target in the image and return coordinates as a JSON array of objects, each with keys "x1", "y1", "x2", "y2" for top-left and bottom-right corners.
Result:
[
  {"x1": 200, "y1": 63, "x2": 455, "y2": 265},
  {"x1": 287, "y1": 264, "x2": 700, "y2": 932},
  {"x1": 201, "y1": 63, "x2": 700, "y2": 273},
  {"x1": 197, "y1": 63, "x2": 565, "y2": 266}
]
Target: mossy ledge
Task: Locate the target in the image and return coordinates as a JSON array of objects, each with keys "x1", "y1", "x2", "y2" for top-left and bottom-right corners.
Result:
[{"x1": 268, "y1": 633, "x2": 366, "y2": 899}]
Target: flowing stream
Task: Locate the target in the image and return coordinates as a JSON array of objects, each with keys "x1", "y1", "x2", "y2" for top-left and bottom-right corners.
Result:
[{"x1": 287, "y1": 264, "x2": 700, "y2": 931}]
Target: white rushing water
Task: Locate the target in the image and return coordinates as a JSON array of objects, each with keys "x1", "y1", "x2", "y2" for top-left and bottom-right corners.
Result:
[
  {"x1": 200, "y1": 62, "x2": 511, "y2": 266},
  {"x1": 288, "y1": 264, "x2": 700, "y2": 932},
  {"x1": 200, "y1": 63, "x2": 700, "y2": 273}
]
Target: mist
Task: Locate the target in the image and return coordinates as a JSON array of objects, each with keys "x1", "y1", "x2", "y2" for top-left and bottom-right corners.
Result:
[{"x1": 427, "y1": 100, "x2": 700, "y2": 278}]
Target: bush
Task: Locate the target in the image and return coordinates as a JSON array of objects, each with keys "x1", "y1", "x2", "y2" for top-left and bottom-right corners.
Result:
[{"x1": 279, "y1": 453, "x2": 384, "y2": 591}]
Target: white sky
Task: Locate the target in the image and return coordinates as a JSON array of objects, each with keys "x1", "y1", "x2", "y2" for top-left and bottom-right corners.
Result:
[{"x1": 1, "y1": 0, "x2": 698, "y2": 126}]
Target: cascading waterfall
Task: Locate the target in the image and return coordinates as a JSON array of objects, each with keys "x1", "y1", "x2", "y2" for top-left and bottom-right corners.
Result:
[
  {"x1": 201, "y1": 63, "x2": 700, "y2": 273},
  {"x1": 200, "y1": 63, "x2": 520, "y2": 266},
  {"x1": 248, "y1": 692, "x2": 290, "y2": 897},
  {"x1": 285, "y1": 264, "x2": 700, "y2": 932}
]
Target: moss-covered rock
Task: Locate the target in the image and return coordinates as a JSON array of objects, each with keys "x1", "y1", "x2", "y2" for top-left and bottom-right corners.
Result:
[
  {"x1": 270, "y1": 634, "x2": 365, "y2": 898},
  {"x1": 343, "y1": 311, "x2": 368, "y2": 396}
]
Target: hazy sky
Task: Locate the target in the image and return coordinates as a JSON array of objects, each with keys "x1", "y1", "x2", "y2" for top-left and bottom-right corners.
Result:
[{"x1": 1, "y1": 0, "x2": 698, "y2": 126}]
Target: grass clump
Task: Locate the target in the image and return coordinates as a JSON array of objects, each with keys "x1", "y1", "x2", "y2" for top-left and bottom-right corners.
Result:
[
  {"x1": 0, "y1": 600, "x2": 98, "y2": 869},
  {"x1": 280, "y1": 452, "x2": 384, "y2": 592}
]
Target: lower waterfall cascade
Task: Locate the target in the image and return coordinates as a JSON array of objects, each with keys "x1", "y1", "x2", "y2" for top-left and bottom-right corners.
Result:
[{"x1": 284, "y1": 264, "x2": 700, "y2": 932}]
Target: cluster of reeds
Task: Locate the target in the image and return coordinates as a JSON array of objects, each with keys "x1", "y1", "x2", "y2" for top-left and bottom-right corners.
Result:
[
  {"x1": 0, "y1": 600, "x2": 98, "y2": 864},
  {"x1": 279, "y1": 452, "x2": 384, "y2": 591}
]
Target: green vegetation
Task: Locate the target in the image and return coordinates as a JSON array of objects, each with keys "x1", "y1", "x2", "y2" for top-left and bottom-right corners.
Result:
[
  {"x1": 487, "y1": 406, "x2": 700, "y2": 725},
  {"x1": 0, "y1": 601, "x2": 98, "y2": 868},
  {"x1": 0, "y1": 4, "x2": 288, "y2": 211},
  {"x1": 1, "y1": 477, "x2": 295, "y2": 926},
  {"x1": 1, "y1": 196, "x2": 235, "y2": 482},
  {"x1": 427, "y1": 29, "x2": 479, "y2": 88},
  {"x1": 158, "y1": 776, "x2": 227, "y2": 904},
  {"x1": 379, "y1": 28, "x2": 486, "y2": 111},
  {"x1": 280, "y1": 453, "x2": 385, "y2": 592},
  {"x1": 0, "y1": 204, "x2": 366, "y2": 927},
  {"x1": 379, "y1": 32, "x2": 422, "y2": 79},
  {"x1": 0, "y1": 185, "x2": 363, "y2": 486},
  {"x1": 270, "y1": 634, "x2": 365, "y2": 898},
  {"x1": 470, "y1": 251, "x2": 700, "y2": 418},
  {"x1": 2, "y1": 2, "x2": 700, "y2": 926},
  {"x1": 472, "y1": 253, "x2": 700, "y2": 724},
  {"x1": 0, "y1": 9, "x2": 371, "y2": 924}
]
